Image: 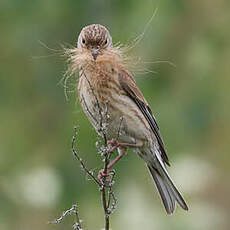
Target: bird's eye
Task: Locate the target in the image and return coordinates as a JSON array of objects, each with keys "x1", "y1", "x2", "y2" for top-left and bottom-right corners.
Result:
[
  {"x1": 104, "y1": 39, "x2": 107, "y2": 45},
  {"x1": 82, "y1": 38, "x2": 86, "y2": 44}
]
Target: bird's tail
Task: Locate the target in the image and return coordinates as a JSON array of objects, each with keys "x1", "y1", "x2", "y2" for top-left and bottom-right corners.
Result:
[{"x1": 147, "y1": 163, "x2": 188, "y2": 214}]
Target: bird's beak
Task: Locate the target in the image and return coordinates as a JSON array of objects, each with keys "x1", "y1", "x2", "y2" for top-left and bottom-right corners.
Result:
[{"x1": 91, "y1": 48, "x2": 99, "y2": 61}]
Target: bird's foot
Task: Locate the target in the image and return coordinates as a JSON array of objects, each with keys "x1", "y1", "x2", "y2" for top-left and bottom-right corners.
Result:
[
  {"x1": 107, "y1": 139, "x2": 138, "y2": 153},
  {"x1": 98, "y1": 168, "x2": 111, "y2": 182}
]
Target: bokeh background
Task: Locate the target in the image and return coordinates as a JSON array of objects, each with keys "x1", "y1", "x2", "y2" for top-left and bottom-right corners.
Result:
[{"x1": 1, "y1": 0, "x2": 230, "y2": 229}]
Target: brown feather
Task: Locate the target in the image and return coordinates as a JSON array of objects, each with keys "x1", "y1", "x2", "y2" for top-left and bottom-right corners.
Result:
[{"x1": 118, "y1": 70, "x2": 170, "y2": 166}]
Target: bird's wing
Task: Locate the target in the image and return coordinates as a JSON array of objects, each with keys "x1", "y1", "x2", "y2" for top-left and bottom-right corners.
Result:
[{"x1": 118, "y1": 70, "x2": 170, "y2": 166}]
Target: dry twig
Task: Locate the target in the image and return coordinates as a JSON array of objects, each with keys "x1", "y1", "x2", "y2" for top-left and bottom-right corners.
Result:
[
  {"x1": 51, "y1": 77, "x2": 118, "y2": 229},
  {"x1": 49, "y1": 204, "x2": 82, "y2": 230}
]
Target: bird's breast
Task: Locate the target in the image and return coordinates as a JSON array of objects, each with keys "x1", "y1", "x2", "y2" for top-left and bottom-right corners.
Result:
[
  {"x1": 77, "y1": 63, "x2": 121, "y2": 135},
  {"x1": 78, "y1": 63, "x2": 150, "y2": 143}
]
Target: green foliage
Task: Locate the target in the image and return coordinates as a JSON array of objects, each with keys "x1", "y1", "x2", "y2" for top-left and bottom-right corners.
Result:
[{"x1": 0, "y1": 0, "x2": 229, "y2": 230}]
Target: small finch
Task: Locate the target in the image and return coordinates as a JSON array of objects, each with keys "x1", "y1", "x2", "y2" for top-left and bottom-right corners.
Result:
[{"x1": 67, "y1": 24, "x2": 188, "y2": 214}]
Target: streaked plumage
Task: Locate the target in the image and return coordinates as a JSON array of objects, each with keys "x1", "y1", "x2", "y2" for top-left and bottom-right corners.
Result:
[{"x1": 71, "y1": 24, "x2": 188, "y2": 214}]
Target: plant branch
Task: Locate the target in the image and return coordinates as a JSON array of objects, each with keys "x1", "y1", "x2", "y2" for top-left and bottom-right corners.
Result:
[
  {"x1": 50, "y1": 204, "x2": 82, "y2": 230},
  {"x1": 52, "y1": 67, "x2": 120, "y2": 230},
  {"x1": 72, "y1": 126, "x2": 101, "y2": 186}
]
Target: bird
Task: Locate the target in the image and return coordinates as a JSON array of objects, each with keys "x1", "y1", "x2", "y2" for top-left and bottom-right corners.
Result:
[{"x1": 67, "y1": 24, "x2": 188, "y2": 214}]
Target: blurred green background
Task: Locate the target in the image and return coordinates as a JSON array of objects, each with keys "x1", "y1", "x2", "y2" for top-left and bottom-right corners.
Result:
[{"x1": 1, "y1": 0, "x2": 230, "y2": 229}]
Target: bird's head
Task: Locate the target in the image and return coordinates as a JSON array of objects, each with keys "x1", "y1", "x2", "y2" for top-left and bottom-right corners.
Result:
[{"x1": 77, "y1": 24, "x2": 113, "y2": 61}]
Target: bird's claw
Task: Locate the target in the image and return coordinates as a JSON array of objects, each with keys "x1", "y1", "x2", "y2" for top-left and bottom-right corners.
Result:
[
  {"x1": 98, "y1": 169, "x2": 111, "y2": 182},
  {"x1": 107, "y1": 139, "x2": 120, "y2": 153}
]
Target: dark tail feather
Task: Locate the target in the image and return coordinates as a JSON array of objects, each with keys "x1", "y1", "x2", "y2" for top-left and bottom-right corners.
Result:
[{"x1": 148, "y1": 165, "x2": 188, "y2": 214}]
